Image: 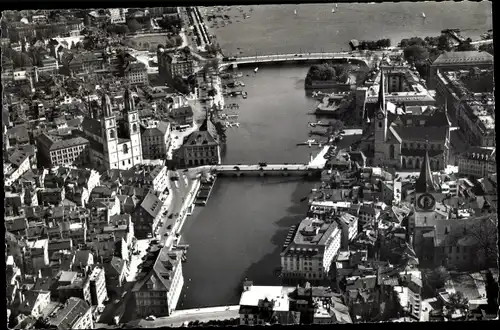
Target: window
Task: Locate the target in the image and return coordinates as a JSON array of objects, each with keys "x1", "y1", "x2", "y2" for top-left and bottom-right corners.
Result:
[
  {"x1": 122, "y1": 161, "x2": 125, "y2": 166},
  {"x1": 123, "y1": 144, "x2": 129, "y2": 154},
  {"x1": 378, "y1": 122, "x2": 382, "y2": 128},
  {"x1": 109, "y1": 129, "x2": 115, "y2": 139},
  {"x1": 132, "y1": 123, "x2": 138, "y2": 133}
]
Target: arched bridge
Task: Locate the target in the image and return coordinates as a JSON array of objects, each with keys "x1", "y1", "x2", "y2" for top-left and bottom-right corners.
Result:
[{"x1": 220, "y1": 52, "x2": 370, "y2": 68}]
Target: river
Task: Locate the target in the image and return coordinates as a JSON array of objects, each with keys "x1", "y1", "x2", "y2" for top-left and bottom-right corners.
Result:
[
  {"x1": 202, "y1": 2, "x2": 492, "y2": 56},
  {"x1": 176, "y1": 2, "x2": 492, "y2": 309}
]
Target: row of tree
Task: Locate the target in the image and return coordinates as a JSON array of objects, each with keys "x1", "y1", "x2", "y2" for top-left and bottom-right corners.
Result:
[{"x1": 358, "y1": 39, "x2": 391, "y2": 50}]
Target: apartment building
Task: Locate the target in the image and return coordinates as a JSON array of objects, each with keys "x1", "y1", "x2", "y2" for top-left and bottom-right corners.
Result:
[
  {"x1": 158, "y1": 48, "x2": 194, "y2": 81},
  {"x1": 123, "y1": 62, "x2": 149, "y2": 85},
  {"x1": 24, "y1": 239, "x2": 49, "y2": 275},
  {"x1": 133, "y1": 246, "x2": 184, "y2": 317},
  {"x1": 456, "y1": 94, "x2": 495, "y2": 147},
  {"x1": 37, "y1": 132, "x2": 90, "y2": 168},
  {"x1": 47, "y1": 297, "x2": 94, "y2": 329},
  {"x1": 88, "y1": 266, "x2": 108, "y2": 310},
  {"x1": 132, "y1": 190, "x2": 164, "y2": 238},
  {"x1": 4, "y1": 148, "x2": 32, "y2": 186},
  {"x1": 281, "y1": 218, "x2": 342, "y2": 283},
  {"x1": 458, "y1": 146, "x2": 496, "y2": 178},
  {"x1": 141, "y1": 121, "x2": 171, "y2": 160}
]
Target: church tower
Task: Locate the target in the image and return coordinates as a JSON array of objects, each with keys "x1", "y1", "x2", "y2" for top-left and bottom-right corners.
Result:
[
  {"x1": 123, "y1": 88, "x2": 143, "y2": 166},
  {"x1": 413, "y1": 140, "x2": 438, "y2": 226},
  {"x1": 100, "y1": 93, "x2": 119, "y2": 169},
  {"x1": 374, "y1": 69, "x2": 388, "y2": 165}
]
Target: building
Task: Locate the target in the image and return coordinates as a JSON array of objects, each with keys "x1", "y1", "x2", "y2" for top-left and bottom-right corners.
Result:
[
  {"x1": 4, "y1": 148, "x2": 32, "y2": 186},
  {"x1": 158, "y1": 48, "x2": 194, "y2": 81},
  {"x1": 281, "y1": 218, "x2": 342, "y2": 283},
  {"x1": 88, "y1": 266, "x2": 108, "y2": 310},
  {"x1": 47, "y1": 297, "x2": 94, "y2": 330},
  {"x1": 239, "y1": 283, "x2": 298, "y2": 325},
  {"x1": 457, "y1": 146, "x2": 496, "y2": 178},
  {"x1": 141, "y1": 121, "x2": 171, "y2": 160},
  {"x1": 18, "y1": 289, "x2": 52, "y2": 319},
  {"x1": 80, "y1": 89, "x2": 143, "y2": 170},
  {"x1": 429, "y1": 51, "x2": 494, "y2": 89},
  {"x1": 177, "y1": 118, "x2": 220, "y2": 167},
  {"x1": 169, "y1": 95, "x2": 194, "y2": 127},
  {"x1": 37, "y1": 132, "x2": 90, "y2": 168},
  {"x1": 132, "y1": 246, "x2": 184, "y2": 317},
  {"x1": 24, "y1": 239, "x2": 50, "y2": 275},
  {"x1": 360, "y1": 68, "x2": 451, "y2": 169},
  {"x1": 456, "y1": 93, "x2": 495, "y2": 147},
  {"x1": 37, "y1": 55, "x2": 59, "y2": 74},
  {"x1": 109, "y1": 8, "x2": 126, "y2": 24},
  {"x1": 131, "y1": 190, "x2": 164, "y2": 238},
  {"x1": 56, "y1": 271, "x2": 92, "y2": 305},
  {"x1": 123, "y1": 62, "x2": 149, "y2": 86},
  {"x1": 62, "y1": 51, "x2": 105, "y2": 76},
  {"x1": 334, "y1": 213, "x2": 359, "y2": 249}
]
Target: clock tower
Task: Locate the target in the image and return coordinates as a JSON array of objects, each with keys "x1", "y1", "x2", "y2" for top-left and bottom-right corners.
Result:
[
  {"x1": 374, "y1": 69, "x2": 388, "y2": 165},
  {"x1": 413, "y1": 139, "x2": 438, "y2": 226}
]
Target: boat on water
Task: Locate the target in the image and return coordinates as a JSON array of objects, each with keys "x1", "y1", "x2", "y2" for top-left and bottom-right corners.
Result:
[
  {"x1": 242, "y1": 91, "x2": 248, "y2": 99},
  {"x1": 335, "y1": 3, "x2": 338, "y2": 8},
  {"x1": 240, "y1": 82, "x2": 245, "y2": 87},
  {"x1": 422, "y1": 12, "x2": 426, "y2": 18},
  {"x1": 332, "y1": 8, "x2": 335, "y2": 13},
  {"x1": 254, "y1": 67, "x2": 259, "y2": 74},
  {"x1": 234, "y1": 122, "x2": 240, "y2": 127},
  {"x1": 294, "y1": 9, "x2": 297, "y2": 15}
]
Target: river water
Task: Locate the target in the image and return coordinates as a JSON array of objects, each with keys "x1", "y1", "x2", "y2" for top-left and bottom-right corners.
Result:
[{"x1": 177, "y1": 2, "x2": 492, "y2": 309}]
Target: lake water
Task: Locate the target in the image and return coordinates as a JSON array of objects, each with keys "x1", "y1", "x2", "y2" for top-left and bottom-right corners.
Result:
[{"x1": 204, "y1": 2, "x2": 492, "y2": 56}]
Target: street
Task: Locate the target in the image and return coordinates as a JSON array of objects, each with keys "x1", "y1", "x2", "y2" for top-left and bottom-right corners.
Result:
[{"x1": 132, "y1": 309, "x2": 239, "y2": 328}]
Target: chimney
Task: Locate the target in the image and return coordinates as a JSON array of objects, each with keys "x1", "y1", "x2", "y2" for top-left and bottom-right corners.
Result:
[
  {"x1": 38, "y1": 269, "x2": 42, "y2": 279},
  {"x1": 18, "y1": 291, "x2": 25, "y2": 303}
]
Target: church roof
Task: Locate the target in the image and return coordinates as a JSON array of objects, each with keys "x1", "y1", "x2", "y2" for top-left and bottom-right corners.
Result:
[
  {"x1": 432, "y1": 51, "x2": 493, "y2": 66},
  {"x1": 81, "y1": 118, "x2": 102, "y2": 138},
  {"x1": 415, "y1": 146, "x2": 437, "y2": 193},
  {"x1": 377, "y1": 69, "x2": 385, "y2": 113}
]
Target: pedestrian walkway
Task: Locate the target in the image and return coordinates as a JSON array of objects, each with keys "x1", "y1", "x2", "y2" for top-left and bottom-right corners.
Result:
[{"x1": 171, "y1": 305, "x2": 239, "y2": 317}]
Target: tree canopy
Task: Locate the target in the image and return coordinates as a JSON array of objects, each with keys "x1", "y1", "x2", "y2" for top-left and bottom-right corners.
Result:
[
  {"x1": 358, "y1": 39, "x2": 391, "y2": 50},
  {"x1": 173, "y1": 75, "x2": 190, "y2": 94},
  {"x1": 127, "y1": 19, "x2": 142, "y2": 33},
  {"x1": 306, "y1": 63, "x2": 349, "y2": 83}
]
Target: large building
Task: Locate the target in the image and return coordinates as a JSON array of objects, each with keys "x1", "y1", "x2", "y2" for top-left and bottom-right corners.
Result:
[
  {"x1": 457, "y1": 146, "x2": 496, "y2": 178},
  {"x1": 177, "y1": 118, "x2": 220, "y2": 167},
  {"x1": 158, "y1": 48, "x2": 194, "y2": 81},
  {"x1": 360, "y1": 68, "x2": 451, "y2": 170},
  {"x1": 132, "y1": 246, "x2": 184, "y2": 317},
  {"x1": 456, "y1": 93, "x2": 495, "y2": 147},
  {"x1": 280, "y1": 218, "x2": 342, "y2": 283},
  {"x1": 141, "y1": 121, "x2": 171, "y2": 160},
  {"x1": 428, "y1": 51, "x2": 494, "y2": 89},
  {"x1": 37, "y1": 133, "x2": 90, "y2": 168},
  {"x1": 81, "y1": 89, "x2": 143, "y2": 170}
]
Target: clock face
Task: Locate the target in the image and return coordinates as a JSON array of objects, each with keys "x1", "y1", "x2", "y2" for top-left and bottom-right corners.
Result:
[
  {"x1": 417, "y1": 193, "x2": 436, "y2": 210},
  {"x1": 376, "y1": 112, "x2": 385, "y2": 120}
]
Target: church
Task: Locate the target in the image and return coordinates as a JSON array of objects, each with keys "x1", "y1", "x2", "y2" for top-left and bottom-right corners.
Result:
[
  {"x1": 81, "y1": 88, "x2": 143, "y2": 170},
  {"x1": 360, "y1": 68, "x2": 451, "y2": 170}
]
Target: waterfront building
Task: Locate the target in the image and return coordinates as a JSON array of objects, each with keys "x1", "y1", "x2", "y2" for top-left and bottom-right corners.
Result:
[
  {"x1": 239, "y1": 282, "x2": 298, "y2": 325},
  {"x1": 457, "y1": 146, "x2": 496, "y2": 178},
  {"x1": 428, "y1": 51, "x2": 494, "y2": 89},
  {"x1": 177, "y1": 118, "x2": 221, "y2": 167},
  {"x1": 141, "y1": 121, "x2": 172, "y2": 160},
  {"x1": 132, "y1": 247, "x2": 184, "y2": 317},
  {"x1": 168, "y1": 95, "x2": 194, "y2": 127},
  {"x1": 281, "y1": 218, "x2": 342, "y2": 283},
  {"x1": 36, "y1": 133, "x2": 90, "y2": 168},
  {"x1": 81, "y1": 88, "x2": 144, "y2": 170},
  {"x1": 158, "y1": 47, "x2": 194, "y2": 81},
  {"x1": 360, "y1": 68, "x2": 451, "y2": 170}
]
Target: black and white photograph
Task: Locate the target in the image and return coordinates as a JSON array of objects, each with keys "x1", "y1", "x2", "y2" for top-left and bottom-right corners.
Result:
[{"x1": 2, "y1": 1, "x2": 498, "y2": 329}]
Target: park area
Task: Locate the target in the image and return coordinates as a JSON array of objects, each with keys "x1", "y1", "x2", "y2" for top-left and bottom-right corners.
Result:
[{"x1": 124, "y1": 33, "x2": 183, "y2": 51}]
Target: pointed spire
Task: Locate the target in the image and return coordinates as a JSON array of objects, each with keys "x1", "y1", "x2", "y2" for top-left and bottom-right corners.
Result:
[
  {"x1": 377, "y1": 69, "x2": 385, "y2": 112},
  {"x1": 415, "y1": 136, "x2": 436, "y2": 193},
  {"x1": 101, "y1": 93, "x2": 112, "y2": 118},
  {"x1": 124, "y1": 88, "x2": 135, "y2": 113}
]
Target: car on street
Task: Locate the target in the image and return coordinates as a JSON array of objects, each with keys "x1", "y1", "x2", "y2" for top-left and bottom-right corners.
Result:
[
  {"x1": 168, "y1": 214, "x2": 174, "y2": 219},
  {"x1": 167, "y1": 225, "x2": 172, "y2": 230},
  {"x1": 164, "y1": 233, "x2": 169, "y2": 237},
  {"x1": 145, "y1": 315, "x2": 156, "y2": 321},
  {"x1": 258, "y1": 162, "x2": 267, "y2": 167}
]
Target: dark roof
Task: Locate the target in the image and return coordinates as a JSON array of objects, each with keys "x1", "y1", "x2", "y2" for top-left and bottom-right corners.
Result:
[
  {"x1": 48, "y1": 297, "x2": 90, "y2": 329},
  {"x1": 400, "y1": 149, "x2": 444, "y2": 157},
  {"x1": 415, "y1": 149, "x2": 437, "y2": 193},
  {"x1": 81, "y1": 117, "x2": 102, "y2": 137},
  {"x1": 393, "y1": 126, "x2": 447, "y2": 142}
]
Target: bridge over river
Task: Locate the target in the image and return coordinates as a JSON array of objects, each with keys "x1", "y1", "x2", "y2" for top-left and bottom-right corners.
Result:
[{"x1": 220, "y1": 51, "x2": 372, "y2": 69}]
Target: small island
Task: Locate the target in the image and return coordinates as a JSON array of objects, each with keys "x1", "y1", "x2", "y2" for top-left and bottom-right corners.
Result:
[{"x1": 304, "y1": 63, "x2": 352, "y2": 89}]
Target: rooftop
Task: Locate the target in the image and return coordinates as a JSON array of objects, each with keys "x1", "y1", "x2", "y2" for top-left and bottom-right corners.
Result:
[
  {"x1": 432, "y1": 51, "x2": 494, "y2": 66},
  {"x1": 239, "y1": 285, "x2": 295, "y2": 312}
]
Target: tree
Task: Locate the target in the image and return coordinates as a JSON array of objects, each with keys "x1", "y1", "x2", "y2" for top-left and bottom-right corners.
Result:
[
  {"x1": 485, "y1": 270, "x2": 499, "y2": 313},
  {"x1": 172, "y1": 75, "x2": 190, "y2": 94},
  {"x1": 403, "y1": 45, "x2": 429, "y2": 64},
  {"x1": 446, "y1": 291, "x2": 469, "y2": 318},
  {"x1": 424, "y1": 266, "x2": 450, "y2": 290},
  {"x1": 478, "y1": 43, "x2": 493, "y2": 55},
  {"x1": 463, "y1": 216, "x2": 498, "y2": 269},
  {"x1": 127, "y1": 19, "x2": 142, "y2": 33},
  {"x1": 457, "y1": 41, "x2": 476, "y2": 52},
  {"x1": 437, "y1": 35, "x2": 451, "y2": 51}
]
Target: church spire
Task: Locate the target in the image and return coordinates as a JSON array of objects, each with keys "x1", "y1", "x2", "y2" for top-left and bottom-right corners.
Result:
[
  {"x1": 377, "y1": 69, "x2": 385, "y2": 112},
  {"x1": 415, "y1": 137, "x2": 436, "y2": 193},
  {"x1": 124, "y1": 88, "x2": 135, "y2": 113},
  {"x1": 101, "y1": 93, "x2": 113, "y2": 118}
]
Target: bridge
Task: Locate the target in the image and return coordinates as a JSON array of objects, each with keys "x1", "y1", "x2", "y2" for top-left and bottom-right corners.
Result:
[
  {"x1": 195, "y1": 163, "x2": 323, "y2": 177},
  {"x1": 220, "y1": 52, "x2": 370, "y2": 69}
]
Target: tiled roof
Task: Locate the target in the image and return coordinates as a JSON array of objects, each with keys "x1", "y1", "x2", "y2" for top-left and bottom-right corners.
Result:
[
  {"x1": 81, "y1": 117, "x2": 102, "y2": 137},
  {"x1": 184, "y1": 130, "x2": 217, "y2": 147},
  {"x1": 133, "y1": 247, "x2": 182, "y2": 292},
  {"x1": 37, "y1": 132, "x2": 89, "y2": 151},
  {"x1": 461, "y1": 146, "x2": 495, "y2": 161},
  {"x1": 394, "y1": 126, "x2": 446, "y2": 142},
  {"x1": 48, "y1": 297, "x2": 90, "y2": 329},
  {"x1": 400, "y1": 149, "x2": 444, "y2": 157},
  {"x1": 432, "y1": 51, "x2": 494, "y2": 65}
]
